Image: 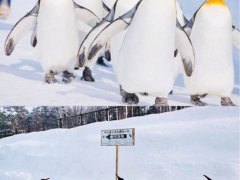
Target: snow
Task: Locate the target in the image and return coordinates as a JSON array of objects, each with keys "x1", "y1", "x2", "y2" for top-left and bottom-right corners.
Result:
[
  {"x1": 0, "y1": 0, "x2": 239, "y2": 105},
  {"x1": 0, "y1": 107, "x2": 239, "y2": 180}
]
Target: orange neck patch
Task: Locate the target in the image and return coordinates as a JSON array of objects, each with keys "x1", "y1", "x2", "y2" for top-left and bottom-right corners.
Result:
[{"x1": 205, "y1": 0, "x2": 226, "y2": 6}]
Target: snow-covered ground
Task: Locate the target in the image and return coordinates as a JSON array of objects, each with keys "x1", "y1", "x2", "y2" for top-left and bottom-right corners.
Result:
[
  {"x1": 0, "y1": 107, "x2": 239, "y2": 180},
  {"x1": 0, "y1": 0, "x2": 239, "y2": 105}
]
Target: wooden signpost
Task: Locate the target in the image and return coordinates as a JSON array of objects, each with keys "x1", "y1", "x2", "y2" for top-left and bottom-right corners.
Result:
[{"x1": 101, "y1": 128, "x2": 135, "y2": 180}]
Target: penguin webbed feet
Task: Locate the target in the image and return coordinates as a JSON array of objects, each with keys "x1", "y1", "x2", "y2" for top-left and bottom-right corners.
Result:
[
  {"x1": 155, "y1": 97, "x2": 168, "y2": 106},
  {"x1": 62, "y1": 71, "x2": 75, "y2": 84},
  {"x1": 120, "y1": 87, "x2": 139, "y2": 104},
  {"x1": 45, "y1": 71, "x2": 57, "y2": 84},
  {"x1": 221, "y1": 97, "x2": 235, "y2": 106},
  {"x1": 191, "y1": 95, "x2": 207, "y2": 106},
  {"x1": 81, "y1": 67, "x2": 95, "y2": 82}
]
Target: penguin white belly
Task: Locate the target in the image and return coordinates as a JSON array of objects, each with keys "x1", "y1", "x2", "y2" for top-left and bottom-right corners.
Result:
[
  {"x1": 184, "y1": 6, "x2": 233, "y2": 97},
  {"x1": 116, "y1": 0, "x2": 176, "y2": 97},
  {"x1": 37, "y1": 0, "x2": 79, "y2": 73}
]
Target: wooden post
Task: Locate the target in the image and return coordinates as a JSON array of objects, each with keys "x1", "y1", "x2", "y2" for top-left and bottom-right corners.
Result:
[{"x1": 115, "y1": 145, "x2": 119, "y2": 180}]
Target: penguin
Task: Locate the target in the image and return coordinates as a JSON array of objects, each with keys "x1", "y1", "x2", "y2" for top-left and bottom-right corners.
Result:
[
  {"x1": 77, "y1": 1, "x2": 116, "y2": 82},
  {"x1": 74, "y1": 0, "x2": 113, "y2": 82},
  {"x1": 78, "y1": 0, "x2": 118, "y2": 68},
  {"x1": 79, "y1": 0, "x2": 187, "y2": 83},
  {"x1": 183, "y1": 0, "x2": 240, "y2": 106},
  {"x1": 84, "y1": 0, "x2": 195, "y2": 105},
  {"x1": 4, "y1": 0, "x2": 101, "y2": 83},
  {"x1": 232, "y1": 25, "x2": 240, "y2": 49}
]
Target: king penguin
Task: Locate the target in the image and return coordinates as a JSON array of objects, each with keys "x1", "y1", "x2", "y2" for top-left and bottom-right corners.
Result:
[
  {"x1": 83, "y1": 0, "x2": 195, "y2": 105},
  {"x1": 78, "y1": 0, "x2": 187, "y2": 85},
  {"x1": 4, "y1": 0, "x2": 101, "y2": 83},
  {"x1": 74, "y1": 0, "x2": 112, "y2": 82},
  {"x1": 183, "y1": 0, "x2": 240, "y2": 106},
  {"x1": 37, "y1": 0, "x2": 80, "y2": 83}
]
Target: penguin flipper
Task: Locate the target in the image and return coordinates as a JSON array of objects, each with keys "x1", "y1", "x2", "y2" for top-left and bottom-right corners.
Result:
[
  {"x1": 176, "y1": 1, "x2": 188, "y2": 26},
  {"x1": 183, "y1": 16, "x2": 195, "y2": 35},
  {"x1": 183, "y1": 2, "x2": 205, "y2": 35},
  {"x1": 103, "y1": 2, "x2": 111, "y2": 16},
  {"x1": 176, "y1": 20, "x2": 195, "y2": 77},
  {"x1": 232, "y1": 25, "x2": 240, "y2": 49},
  {"x1": 87, "y1": 0, "x2": 143, "y2": 60},
  {"x1": 87, "y1": 18, "x2": 129, "y2": 60},
  {"x1": 77, "y1": 0, "x2": 118, "y2": 67},
  {"x1": 4, "y1": 1, "x2": 40, "y2": 56},
  {"x1": 74, "y1": 2, "x2": 101, "y2": 27},
  {"x1": 31, "y1": 25, "x2": 37, "y2": 47},
  {"x1": 104, "y1": 41, "x2": 111, "y2": 61}
]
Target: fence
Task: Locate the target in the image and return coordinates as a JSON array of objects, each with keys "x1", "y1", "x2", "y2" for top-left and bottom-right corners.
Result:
[{"x1": 0, "y1": 106, "x2": 189, "y2": 139}]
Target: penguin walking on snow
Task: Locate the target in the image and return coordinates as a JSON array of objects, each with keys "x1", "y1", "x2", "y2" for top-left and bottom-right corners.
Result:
[
  {"x1": 183, "y1": 0, "x2": 240, "y2": 106},
  {"x1": 82, "y1": 0, "x2": 195, "y2": 105},
  {"x1": 74, "y1": 0, "x2": 113, "y2": 82},
  {"x1": 77, "y1": 0, "x2": 117, "y2": 82},
  {"x1": 4, "y1": 0, "x2": 101, "y2": 83},
  {"x1": 78, "y1": 0, "x2": 187, "y2": 85}
]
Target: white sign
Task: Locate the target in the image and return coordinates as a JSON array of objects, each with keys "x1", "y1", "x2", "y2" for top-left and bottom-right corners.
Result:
[{"x1": 101, "y1": 128, "x2": 135, "y2": 146}]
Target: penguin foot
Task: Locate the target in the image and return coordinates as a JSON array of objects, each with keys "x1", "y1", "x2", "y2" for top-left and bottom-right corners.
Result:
[
  {"x1": 81, "y1": 67, "x2": 95, "y2": 82},
  {"x1": 62, "y1": 71, "x2": 75, "y2": 84},
  {"x1": 45, "y1": 72, "x2": 57, "y2": 84},
  {"x1": 221, "y1": 97, "x2": 235, "y2": 106},
  {"x1": 191, "y1": 95, "x2": 207, "y2": 106},
  {"x1": 120, "y1": 87, "x2": 139, "y2": 104},
  {"x1": 155, "y1": 97, "x2": 168, "y2": 106},
  {"x1": 97, "y1": 57, "x2": 109, "y2": 67}
]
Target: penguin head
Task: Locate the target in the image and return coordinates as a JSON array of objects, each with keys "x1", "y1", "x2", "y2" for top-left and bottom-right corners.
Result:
[{"x1": 204, "y1": 0, "x2": 227, "y2": 7}]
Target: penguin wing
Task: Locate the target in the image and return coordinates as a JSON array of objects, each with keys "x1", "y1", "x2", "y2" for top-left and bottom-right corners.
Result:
[
  {"x1": 74, "y1": 2, "x2": 101, "y2": 27},
  {"x1": 87, "y1": 18, "x2": 130, "y2": 60},
  {"x1": 176, "y1": 1, "x2": 188, "y2": 26},
  {"x1": 98, "y1": 0, "x2": 120, "y2": 62},
  {"x1": 232, "y1": 25, "x2": 240, "y2": 49},
  {"x1": 183, "y1": 16, "x2": 195, "y2": 36},
  {"x1": 31, "y1": 25, "x2": 37, "y2": 47},
  {"x1": 77, "y1": 0, "x2": 118, "y2": 67},
  {"x1": 183, "y1": 2, "x2": 205, "y2": 35},
  {"x1": 87, "y1": 0, "x2": 143, "y2": 60},
  {"x1": 104, "y1": 41, "x2": 111, "y2": 61},
  {"x1": 176, "y1": 20, "x2": 195, "y2": 77},
  {"x1": 4, "y1": 1, "x2": 40, "y2": 56},
  {"x1": 103, "y1": 2, "x2": 111, "y2": 16}
]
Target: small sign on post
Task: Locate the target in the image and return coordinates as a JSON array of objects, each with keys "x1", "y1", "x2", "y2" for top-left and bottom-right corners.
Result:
[{"x1": 101, "y1": 128, "x2": 135, "y2": 180}]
